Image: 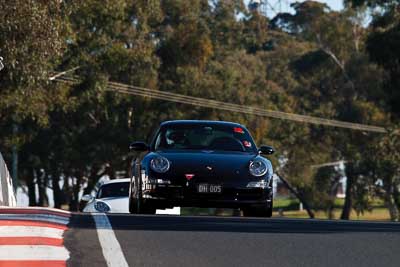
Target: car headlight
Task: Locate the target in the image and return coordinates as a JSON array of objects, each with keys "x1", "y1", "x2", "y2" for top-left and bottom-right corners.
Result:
[
  {"x1": 150, "y1": 156, "x2": 170, "y2": 173},
  {"x1": 94, "y1": 201, "x2": 111, "y2": 212},
  {"x1": 249, "y1": 158, "x2": 268, "y2": 177}
]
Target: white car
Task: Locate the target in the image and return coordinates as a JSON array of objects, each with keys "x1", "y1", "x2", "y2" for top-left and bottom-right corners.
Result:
[
  {"x1": 82, "y1": 178, "x2": 130, "y2": 213},
  {"x1": 82, "y1": 177, "x2": 181, "y2": 214}
]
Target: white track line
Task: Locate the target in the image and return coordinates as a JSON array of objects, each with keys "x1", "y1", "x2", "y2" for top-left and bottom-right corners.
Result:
[
  {"x1": 0, "y1": 245, "x2": 70, "y2": 260},
  {"x1": 92, "y1": 213, "x2": 129, "y2": 267},
  {"x1": 0, "y1": 226, "x2": 65, "y2": 238}
]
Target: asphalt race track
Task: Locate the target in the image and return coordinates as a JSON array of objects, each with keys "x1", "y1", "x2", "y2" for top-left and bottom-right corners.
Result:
[{"x1": 65, "y1": 214, "x2": 400, "y2": 267}]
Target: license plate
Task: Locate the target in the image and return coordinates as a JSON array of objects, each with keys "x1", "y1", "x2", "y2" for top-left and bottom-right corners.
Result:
[{"x1": 197, "y1": 184, "x2": 222, "y2": 193}]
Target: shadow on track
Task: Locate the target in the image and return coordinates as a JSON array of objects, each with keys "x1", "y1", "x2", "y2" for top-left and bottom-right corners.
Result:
[{"x1": 69, "y1": 213, "x2": 400, "y2": 234}]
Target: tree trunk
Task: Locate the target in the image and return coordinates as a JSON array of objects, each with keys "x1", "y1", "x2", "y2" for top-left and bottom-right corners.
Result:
[
  {"x1": 37, "y1": 169, "x2": 48, "y2": 207},
  {"x1": 79, "y1": 165, "x2": 102, "y2": 211},
  {"x1": 327, "y1": 178, "x2": 340, "y2": 220},
  {"x1": 27, "y1": 168, "x2": 37, "y2": 206},
  {"x1": 276, "y1": 172, "x2": 315, "y2": 219},
  {"x1": 83, "y1": 164, "x2": 101, "y2": 195},
  {"x1": 105, "y1": 163, "x2": 116, "y2": 180},
  {"x1": 69, "y1": 171, "x2": 83, "y2": 211},
  {"x1": 51, "y1": 167, "x2": 62, "y2": 209},
  {"x1": 384, "y1": 182, "x2": 399, "y2": 222},
  {"x1": 62, "y1": 173, "x2": 71, "y2": 209},
  {"x1": 386, "y1": 195, "x2": 399, "y2": 222},
  {"x1": 341, "y1": 163, "x2": 355, "y2": 220},
  {"x1": 393, "y1": 185, "x2": 400, "y2": 221}
]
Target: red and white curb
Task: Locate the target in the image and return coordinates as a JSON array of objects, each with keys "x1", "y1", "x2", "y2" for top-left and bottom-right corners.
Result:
[{"x1": 0, "y1": 207, "x2": 71, "y2": 267}]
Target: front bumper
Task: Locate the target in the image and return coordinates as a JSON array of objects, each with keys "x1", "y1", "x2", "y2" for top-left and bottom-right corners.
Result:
[{"x1": 141, "y1": 183, "x2": 272, "y2": 209}]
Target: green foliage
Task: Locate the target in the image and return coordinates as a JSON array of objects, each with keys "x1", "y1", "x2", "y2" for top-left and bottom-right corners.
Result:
[{"x1": 0, "y1": 0, "x2": 67, "y2": 125}]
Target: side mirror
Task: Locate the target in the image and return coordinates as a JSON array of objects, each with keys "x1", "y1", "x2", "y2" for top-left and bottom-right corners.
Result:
[
  {"x1": 259, "y1": 145, "x2": 274, "y2": 155},
  {"x1": 129, "y1": 141, "x2": 149, "y2": 152},
  {"x1": 81, "y1": 194, "x2": 94, "y2": 202}
]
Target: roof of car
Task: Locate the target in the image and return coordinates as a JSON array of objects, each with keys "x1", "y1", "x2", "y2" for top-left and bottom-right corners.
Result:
[
  {"x1": 160, "y1": 120, "x2": 246, "y2": 128},
  {"x1": 102, "y1": 178, "x2": 130, "y2": 185}
]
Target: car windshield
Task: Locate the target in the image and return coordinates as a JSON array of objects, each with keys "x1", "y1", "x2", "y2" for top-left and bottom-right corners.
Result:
[
  {"x1": 153, "y1": 124, "x2": 256, "y2": 152},
  {"x1": 97, "y1": 182, "x2": 129, "y2": 199}
]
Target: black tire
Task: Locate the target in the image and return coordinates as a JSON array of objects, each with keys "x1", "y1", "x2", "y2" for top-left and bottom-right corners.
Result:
[
  {"x1": 266, "y1": 199, "x2": 273, "y2": 217},
  {"x1": 128, "y1": 190, "x2": 140, "y2": 214},
  {"x1": 129, "y1": 173, "x2": 139, "y2": 214},
  {"x1": 129, "y1": 175, "x2": 156, "y2": 215}
]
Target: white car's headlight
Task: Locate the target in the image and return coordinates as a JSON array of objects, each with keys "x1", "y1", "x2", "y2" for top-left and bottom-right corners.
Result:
[
  {"x1": 94, "y1": 201, "x2": 111, "y2": 212},
  {"x1": 150, "y1": 156, "x2": 171, "y2": 173},
  {"x1": 249, "y1": 158, "x2": 268, "y2": 177}
]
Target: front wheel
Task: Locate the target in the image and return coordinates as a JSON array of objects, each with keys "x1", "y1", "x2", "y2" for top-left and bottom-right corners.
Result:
[{"x1": 129, "y1": 176, "x2": 156, "y2": 215}]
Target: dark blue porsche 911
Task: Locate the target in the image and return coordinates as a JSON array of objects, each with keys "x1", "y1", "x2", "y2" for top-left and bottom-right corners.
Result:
[{"x1": 129, "y1": 120, "x2": 274, "y2": 217}]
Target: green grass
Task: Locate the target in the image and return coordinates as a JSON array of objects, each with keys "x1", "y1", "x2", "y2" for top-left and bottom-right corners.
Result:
[
  {"x1": 275, "y1": 208, "x2": 390, "y2": 221},
  {"x1": 273, "y1": 198, "x2": 364, "y2": 209},
  {"x1": 273, "y1": 197, "x2": 390, "y2": 221},
  {"x1": 180, "y1": 198, "x2": 392, "y2": 221}
]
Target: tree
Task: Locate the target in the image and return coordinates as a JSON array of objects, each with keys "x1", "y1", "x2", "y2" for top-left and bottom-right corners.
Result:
[
  {"x1": 270, "y1": 1, "x2": 389, "y2": 219},
  {"x1": 364, "y1": 127, "x2": 400, "y2": 221},
  {"x1": 0, "y1": 0, "x2": 67, "y2": 125},
  {"x1": 345, "y1": 0, "x2": 400, "y2": 118},
  {"x1": 0, "y1": 0, "x2": 69, "y2": 200}
]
